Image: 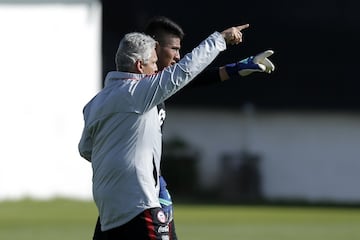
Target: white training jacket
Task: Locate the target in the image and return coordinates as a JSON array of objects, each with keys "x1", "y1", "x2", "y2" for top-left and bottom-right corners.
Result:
[{"x1": 78, "y1": 31, "x2": 226, "y2": 231}]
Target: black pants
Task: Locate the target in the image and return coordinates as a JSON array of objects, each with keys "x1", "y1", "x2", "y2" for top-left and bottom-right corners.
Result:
[{"x1": 93, "y1": 208, "x2": 178, "y2": 240}]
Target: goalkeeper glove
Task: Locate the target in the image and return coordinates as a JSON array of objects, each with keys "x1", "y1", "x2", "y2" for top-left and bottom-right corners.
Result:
[
  {"x1": 159, "y1": 176, "x2": 174, "y2": 223},
  {"x1": 225, "y1": 50, "x2": 275, "y2": 77}
]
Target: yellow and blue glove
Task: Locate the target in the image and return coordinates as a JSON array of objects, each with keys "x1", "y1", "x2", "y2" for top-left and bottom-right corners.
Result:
[{"x1": 225, "y1": 50, "x2": 275, "y2": 77}]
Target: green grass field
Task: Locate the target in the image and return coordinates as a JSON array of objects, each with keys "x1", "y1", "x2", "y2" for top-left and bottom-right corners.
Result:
[{"x1": 0, "y1": 198, "x2": 359, "y2": 240}]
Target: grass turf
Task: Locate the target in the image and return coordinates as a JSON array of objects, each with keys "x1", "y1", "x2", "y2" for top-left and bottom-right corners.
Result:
[{"x1": 0, "y1": 198, "x2": 359, "y2": 240}]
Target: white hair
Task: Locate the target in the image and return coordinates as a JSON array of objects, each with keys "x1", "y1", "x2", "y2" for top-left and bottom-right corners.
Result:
[{"x1": 115, "y1": 32, "x2": 156, "y2": 71}]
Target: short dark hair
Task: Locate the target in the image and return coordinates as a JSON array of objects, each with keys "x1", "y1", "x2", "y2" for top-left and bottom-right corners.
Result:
[{"x1": 144, "y1": 16, "x2": 185, "y2": 44}]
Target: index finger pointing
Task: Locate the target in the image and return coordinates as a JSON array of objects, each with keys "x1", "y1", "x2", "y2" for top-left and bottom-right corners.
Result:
[{"x1": 236, "y1": 24, "x2": 250, "y2": 31}]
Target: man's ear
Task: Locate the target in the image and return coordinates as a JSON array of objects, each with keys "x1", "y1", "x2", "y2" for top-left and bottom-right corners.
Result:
[
  {"x1": 135, "y1": 60, "x2": 143, "y2": 73},
  {"x1": 155, "y1": 41, "x2": 160, "y2": 50}
]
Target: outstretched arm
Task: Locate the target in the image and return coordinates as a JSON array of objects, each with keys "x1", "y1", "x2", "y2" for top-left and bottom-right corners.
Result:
[
  {"x1": 186, "y1": 50, "x2": 276, "y2": 88},
  {"x1": 221, "y1": 50, "x2": 275, "y2": 81}
]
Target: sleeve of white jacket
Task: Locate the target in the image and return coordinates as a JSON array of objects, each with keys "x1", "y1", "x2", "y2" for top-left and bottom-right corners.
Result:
[
  {"x1": 78, "y1": 120, "x2": 93, "y2": 162},
  {"x1": 176, "y1": 31, "x2": 227, "y2": 78},
  {"x1": 133, "y1": 31, "x2": 227, "y2": 113}
]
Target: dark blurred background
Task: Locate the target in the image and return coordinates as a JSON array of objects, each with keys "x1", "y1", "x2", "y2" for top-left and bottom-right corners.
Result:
[{"x1": 101, "y1": 0, "x2": 360, "y2": 111}]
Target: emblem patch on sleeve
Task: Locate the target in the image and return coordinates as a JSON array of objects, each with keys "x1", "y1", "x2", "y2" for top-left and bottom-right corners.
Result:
[{"x1": 157, "y1": 210, "x2": 167, "y2": 223}]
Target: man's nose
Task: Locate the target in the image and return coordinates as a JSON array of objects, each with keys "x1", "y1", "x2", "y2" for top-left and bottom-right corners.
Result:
[{"x1": 175, "y1": 52, "x2": 180, "y2": 61}]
